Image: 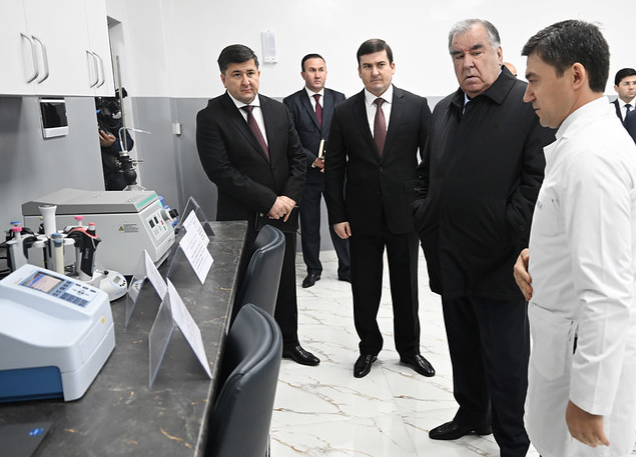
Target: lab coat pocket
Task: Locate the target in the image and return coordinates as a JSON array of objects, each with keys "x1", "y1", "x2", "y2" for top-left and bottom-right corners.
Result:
[
  {"x1": 532, "y1": 188, "x2": 561, "y2": 237},
  {"x1": 528, "y1": 302, "x2": 576, "y2": 381}
]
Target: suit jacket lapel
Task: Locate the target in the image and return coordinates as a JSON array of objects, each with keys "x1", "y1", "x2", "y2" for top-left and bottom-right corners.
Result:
[
  {"x1": 384, "y1": 86, "x2": 404, "y2": 157},
  {"x1": 352, "y1": 90, "x2": 377, "y2": 157},
  {"x1": 613, "y1": 99, "x2": 623, "y2": 121},
  {"x1": 300, "y1": 91, "x2": 321, "y2": 132},
  {"x1": 322, "y1": 89, "x2": 335, "y2": 134},
  {"x1": 260, "y1": 95, "x2": 280, "y2": 162}
]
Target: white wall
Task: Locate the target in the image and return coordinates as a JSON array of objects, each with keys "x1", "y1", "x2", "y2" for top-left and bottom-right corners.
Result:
[{"x1": 114, "y1": 0, "x2": 635, "y2": 100}]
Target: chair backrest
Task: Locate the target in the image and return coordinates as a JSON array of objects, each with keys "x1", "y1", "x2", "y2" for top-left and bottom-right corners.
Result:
[
  {"x1": 232, "y1": 225, "x2": 285, "y2": 320},
  {"x1": 205, "y1": 304, "x2": 282, "y2": 457}
]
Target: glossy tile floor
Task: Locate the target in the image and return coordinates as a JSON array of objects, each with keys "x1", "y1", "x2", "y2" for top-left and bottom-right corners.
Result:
[{"x1": 270, "y1": 250, "x2": 540, "y2": 457}]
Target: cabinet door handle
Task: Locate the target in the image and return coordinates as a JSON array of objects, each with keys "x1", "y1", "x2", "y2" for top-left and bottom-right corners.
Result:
[
  {"x1": 86, "y1": 50, "x2": 98, "y2": 87},
  {"x1": 32, "y1": 35, "x2": 49, "y2": 83},
  {"x1": 20, "y1": 33, "x2": 39, "y2": 83},
  {"x1": 94, "y1": 52, "x2": 105, "y2": 88}
]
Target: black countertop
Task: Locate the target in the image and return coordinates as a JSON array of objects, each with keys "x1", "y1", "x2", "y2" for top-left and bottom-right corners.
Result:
[{"x1": 0, "y1": 220, "x2": 247, "y2": 457}]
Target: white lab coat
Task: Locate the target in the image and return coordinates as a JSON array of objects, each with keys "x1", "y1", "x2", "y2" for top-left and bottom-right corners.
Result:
[{"x1": 526, "y1": 97, "x2": 636, "y2": 457}]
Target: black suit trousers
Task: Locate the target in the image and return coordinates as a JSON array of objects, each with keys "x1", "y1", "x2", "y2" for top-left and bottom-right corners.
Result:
[
  {"x1": 300, "y1": 181, "x2": 350, "y2": 276},
  {"x1": 349, "y1": 215, "x2": 420, "y2": 357},
  {"x1": 441, "y1": 296, "x2": 530, "y2": 457}
]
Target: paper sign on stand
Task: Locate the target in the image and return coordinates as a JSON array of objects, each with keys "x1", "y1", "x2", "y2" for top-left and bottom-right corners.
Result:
[
  {"x1": 176, "y1": 196, "x2": 215, "y2": 237},
  {"x1": 125, "y1": 250, "x2": 168, "y2": 326},
  {"x1": 178, "y1": 212, "x2": 213, "y2": 284},
  {"x1": 166, "y1": 212, "x2": 213, "y2": 284},
  {"x1": 148, "y1": 280, "x2": 212, "y2": 388}
]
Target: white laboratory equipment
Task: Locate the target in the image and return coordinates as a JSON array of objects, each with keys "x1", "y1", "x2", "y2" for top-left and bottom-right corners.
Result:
[
  {"x1": 0, "y1": 264, "x2": 115, "y2": 402},
  {"x1": 22, "y1": 188, "x2": 177, "y2": 275}
]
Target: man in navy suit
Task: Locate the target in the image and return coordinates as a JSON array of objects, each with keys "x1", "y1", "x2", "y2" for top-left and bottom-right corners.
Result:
[
  {"x1": 611, "y1": 68, "x2": 636, "y2": 124},
  {"x1": 284, "y1": 54, "x2": 350, "y2": 289},
  {"x1": 325, "y1": 39, "x2": 434, "y2": 379},
  {"x1": 612, "y1": 68, "x2": 636, "y2": 144},
  {"x1": 196, "y1": 44, "x2": 320, "y2": 366}
]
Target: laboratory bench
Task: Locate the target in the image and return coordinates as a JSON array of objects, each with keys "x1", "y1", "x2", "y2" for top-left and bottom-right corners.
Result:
[{"x1": 0, "y1": 220, "x2": 248, "y2": 457}]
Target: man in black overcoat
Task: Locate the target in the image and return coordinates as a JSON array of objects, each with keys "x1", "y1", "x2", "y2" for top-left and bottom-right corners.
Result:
[{"x1": 413, "y1": 19, "x2": 554, "y2": 457}]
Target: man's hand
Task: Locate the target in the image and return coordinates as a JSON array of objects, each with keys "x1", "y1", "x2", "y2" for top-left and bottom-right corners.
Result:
[
  {"x1": 313, "y1": 157, "x2": 325, "y2": 171},
  {"x1": 269, "y1": 196, "x2": 296, "y2": 221},
  {"x1": 333, "y1": 222, "x2": 351, "y2": 239},
  {"x1": 513, "y1": 248, "x2": 533, "y2": 301},
  {"x1": 99, "y1": 130, "x2": 116, "y2": 148},
  {"x1": 566, "y1": 400, "x2": 610, "y2": 448}
]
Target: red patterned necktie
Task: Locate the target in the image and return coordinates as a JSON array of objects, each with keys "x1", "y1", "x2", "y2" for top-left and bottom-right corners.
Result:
[
  {"x1": 241, "y1": 105, "x2": 269, "y2": 159},
  {"x1": 313, "y1": 94, "x2": 323, "y2": 128},
  {"x1": 373, "y1": 98, "x2": 386, "y2": 155}
]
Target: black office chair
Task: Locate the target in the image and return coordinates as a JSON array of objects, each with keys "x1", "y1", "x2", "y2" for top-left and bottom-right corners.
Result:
[
  {"x1": 205, "y1": 304, "x2": 282, "y2": 457},
  {"x1": 232, "y1": 225, "x2": 285, "y2": 321}
]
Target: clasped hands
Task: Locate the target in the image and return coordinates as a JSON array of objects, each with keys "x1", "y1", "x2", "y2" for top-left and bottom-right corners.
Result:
[{"x1": 268, "y1": 196, "x2": 296, "y2": 221}]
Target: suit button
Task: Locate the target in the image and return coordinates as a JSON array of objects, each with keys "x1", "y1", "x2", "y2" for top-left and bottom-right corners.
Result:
[{"x1": 378, "y1": 167, "x2": 384, "y2": 172}]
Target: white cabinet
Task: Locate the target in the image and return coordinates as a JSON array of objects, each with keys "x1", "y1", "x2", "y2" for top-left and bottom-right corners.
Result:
[
  {"x1": 0, "y1": 0, "x2": 114, "y2": 97},
  {"x1": 84, "y1": 0, "x2": 115, "y2": 97},
  {"x1": 0, "y1": 2, "x2": 33, "y2": 95}
]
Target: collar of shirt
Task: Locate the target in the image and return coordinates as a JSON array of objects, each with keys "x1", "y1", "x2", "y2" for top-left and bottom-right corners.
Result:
[
  {"x1": 227, "y1": 91, "x2": 261, "y2": 111},
  {"x1": 452, "y1": 68, "x2": 508, "y2": 112},
  {"x1": 364, "y1": 85, "x2": 393, "y2": 108},
  {"x1": 617, "y1": 97, "x2": 635, "y2": 110},
  {"x1": 555, "y1": 96, "x2": 609, "y2": 142},
  {"x1": 305, "y1": 87, "x2": 325, "y2": 109},
  {"x1": 226, "y1": 91, "x2": 268, "y2": 144}
]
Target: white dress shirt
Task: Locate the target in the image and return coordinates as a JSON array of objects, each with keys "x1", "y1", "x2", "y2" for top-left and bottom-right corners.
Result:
[
  {"x1": 364, "y1": 85, "x2": 393, "y2": 136},
  {"x1": 617, "y1": 97, "x2": 636, "y2": 122},
  {"x1": 227, "y1": 91, "x2": 268, "y2": 146},
  {"x1": 305, "y1": 87, "x2": 325, "y2": 111}
]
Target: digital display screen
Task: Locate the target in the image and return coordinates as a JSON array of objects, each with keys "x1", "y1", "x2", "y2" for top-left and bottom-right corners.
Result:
[{"x1": 21, "y1": 272, "x2": 63, "y2": 294}]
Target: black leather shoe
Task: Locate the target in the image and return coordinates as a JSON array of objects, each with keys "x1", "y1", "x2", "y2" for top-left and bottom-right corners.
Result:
[
  {"x1": 429, "y1": 420, "x2": 492, "y2": 440},
  {"x1": 302, "y1": 272, "x2": 321, "y2": 288},
  {"x1": 282, "y1": 345, "x2": 320, "y2": 366},
  {"x1": 353, "y1": 354, "x2": 377, "y2": 378},
  {"x1": 400, "y1": 354, "x2": 435, "y2": 377}
]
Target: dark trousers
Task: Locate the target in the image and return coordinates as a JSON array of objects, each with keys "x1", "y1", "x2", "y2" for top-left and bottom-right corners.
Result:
[
  {"x1": 442, "y1": 296, "x2": 530, "y2": 457},
  {"x1": 239, "y1": 227, "x2": 299, "y2": 349},
  {"x1": 349, "y1": 219, "x2": 420, "y2": 357},
  {"x1": 300, "y1": 182, "x2": 350, "y2": 277}
]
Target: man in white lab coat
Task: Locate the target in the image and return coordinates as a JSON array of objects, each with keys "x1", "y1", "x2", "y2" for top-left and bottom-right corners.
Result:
[{"x1": 514, "y1": 20, "x2": 636, "y2": 457}]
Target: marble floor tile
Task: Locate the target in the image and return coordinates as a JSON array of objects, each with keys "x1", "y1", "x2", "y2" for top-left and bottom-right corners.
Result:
[{"x1": 270, "y1": 250, "x2": 542, "y2": 457}]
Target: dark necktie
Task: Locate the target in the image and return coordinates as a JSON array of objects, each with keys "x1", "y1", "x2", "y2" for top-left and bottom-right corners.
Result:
[
  {"x1": 313, "y1": 94, "x2": 322, "y2": 128},
  {"x1": 626, "y1": 103, "x2": 633, "y2": 124},
  {"x1": 241, "y1": 105, "x2": 269, "y2": 159},
  {"x1": 373, "y1": 98, "x2": 386, "y2": 155}
]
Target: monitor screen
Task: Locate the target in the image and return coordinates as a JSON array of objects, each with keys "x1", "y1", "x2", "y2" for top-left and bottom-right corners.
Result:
[
  {"x1": 21, "y1": 271, "x2": 63, "y2": 294},
  {"x1": 39, "y1": 98, "x2": 68, "y2": 139}
]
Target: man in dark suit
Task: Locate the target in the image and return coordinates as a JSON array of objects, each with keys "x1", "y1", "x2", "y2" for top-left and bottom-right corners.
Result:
[
  {"x1": 612, "y1": 68, "x2": 636, "y2": 143},
  {"x1": 413, "y1": 19, "x2": 554, "y2": 456},
  {"x1": 196, "y1": 44, "x2": 320, "y2": 366},
  {"x1": 325, "y1": 38, "x2": 434, "y2": 379},
  {"x1": 611, "y1": 68, "x2": 636, "y2": 123},
  {"x1": 284, "y1": 54, "x2": 350, "y2": 289}
]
